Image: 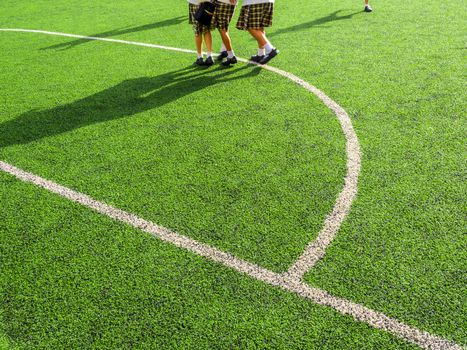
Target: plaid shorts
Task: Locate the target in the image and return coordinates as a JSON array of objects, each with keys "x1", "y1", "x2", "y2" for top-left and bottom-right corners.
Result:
[
  {"x1": 212, "y1": 1, "x2": 236, "y2": 30},
  {"x1": 188, "y1": 3, "x2": 213, "y2": 35},
  {"x1": 236, "y1": 3, "x2": 274, "y2": 30}
]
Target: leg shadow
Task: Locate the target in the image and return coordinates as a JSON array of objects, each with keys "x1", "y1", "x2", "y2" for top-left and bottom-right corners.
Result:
[
  {"x1": 0, "y1": 64, "x2": 261, "y2": 149},
  {"x1": 42, "y1": 16, "x2": 187, "y2": 50},
  {"x1": 269, "y1": 10, "x2": 362, "y2": 37}
]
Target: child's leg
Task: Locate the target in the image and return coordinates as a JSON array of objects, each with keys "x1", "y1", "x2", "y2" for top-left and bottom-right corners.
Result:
[
  {"x1": 193, "y1": 33, "x2": 204, "y2": 65},
  {"x1": 248, "y1": 28, "x2": 276, "y2": 54},
  {"x1": 248, "y1": 28, "x2": 267, "y2": 49},
  {"x1": 219, "y1": 28, "x2": 238, "y2": 65},
  {"x1": 200, "y1": 30, "x2": 214, "y2": 66},
  {"x1": 195, "y1": 34, "x2": 203, "y2": 57},
  {"x1": 214, "y1": 2, "x2": 236, "y2": 56},
  {"x1": 219, "y1": 29, "x2": 233, "y2": 52},
  {"x1": 203, "y1": 31, "x2": 213, "y2": 57},
  {"x1": 364, "y1": 0, "x2": 372, "y2": 11}
]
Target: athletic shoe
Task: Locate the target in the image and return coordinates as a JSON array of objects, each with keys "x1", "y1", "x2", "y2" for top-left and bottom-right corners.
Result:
[
  {"x1": 217, "y1": 51, "x2": 228, "y2": 60},
  {"x1": 204, "y1": 56, "x2": 214, "y2": 66},
  {"x1": 364, "y1": 5, "x2": 373, "y2": 12},
  {"x1": 259, "y1": 48, "x2": 279, "y2": 65},
  {"x1": 194, "y1": 57, "x2": 204, "y2": 66},
  {"x1": 250, "y1": 55, "x2": 265, "y2": 63},
  {"x1": 221, "y1": 56, "x2": 238, "y2": 67}
]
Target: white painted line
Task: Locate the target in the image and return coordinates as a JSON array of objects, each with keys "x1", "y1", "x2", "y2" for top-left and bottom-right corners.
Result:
[
  {"x1": 0, "y1": 28, "x2": 361, "y2": 279},
  {"x1": 261, "y1": 65, "x2": 361, "y2": 280},
  {"x1": 0, "y1": 28, "x2": 197, "y2": 54},
  {"x1": 1, "y1": 28, "x2": 461, "y2": 349},
  {"x1": 0, "y1": 161, "x2": 461, "y2": 350}
]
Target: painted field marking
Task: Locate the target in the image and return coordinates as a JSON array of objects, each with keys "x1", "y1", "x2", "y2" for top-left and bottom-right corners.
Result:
[
  {"x1": 0, "y1": 161, "x2": 461, "y2": 350},
  {"x1": 0, "y1": 29, "x2": 462, "y2": 349},
  {"x1": 0, "y1": 28, "x2": 360, "y2": 279}
]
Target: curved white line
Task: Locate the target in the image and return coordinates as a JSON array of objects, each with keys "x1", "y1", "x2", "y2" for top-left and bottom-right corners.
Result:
[
  {"x1": 0, "y1": 28, "x2": 361, "y2": 279},
  {"x1": 0, "y1": 28, "x2": 462, "y2": 350},
  {"x1": 0, "y1": 161, "x2": 461, "y2": 350}
]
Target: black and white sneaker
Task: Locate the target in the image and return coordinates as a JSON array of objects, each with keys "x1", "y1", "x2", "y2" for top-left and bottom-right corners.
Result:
[
  {"x1": 203, "y1": 56, "x2": 214, "y2": 66},
  {"x1": 194, "y1": 57, "x2": 204, "y2": 66},
  {"x1": 222, "y1": 56, "x2": 238, "y2": 67},
  {"x1": 259, "y1": 48, "x2": 279, "y2": 65},
  {"x1": 250, "y1": 55, "x2": 265, "y2": 63},
  {"x1": 364, "y1": 5, "x2": 373, "y2": 12},
  {"x1": 217, "y1": 51, "x2": 228, "y2": 60}
]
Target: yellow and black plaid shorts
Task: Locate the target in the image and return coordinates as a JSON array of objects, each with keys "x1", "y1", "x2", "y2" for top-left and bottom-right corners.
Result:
[
  {"x1": 188, "y1": 3, "x2": 213, "y2": 35},
  {"x1": 236, "y1": 3, "x2": 274, "y2": 30},
  {"x1": 212, "y1": 1, "x2": 236, "y2": 30}
]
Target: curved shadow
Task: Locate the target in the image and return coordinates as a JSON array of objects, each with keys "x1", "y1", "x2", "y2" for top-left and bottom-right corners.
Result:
[
  {"x1": 269, "y1": 10, "x2": 362, "y2": 37},
  {"x1": 0, "y1": 65, "x2": 261, "y2": 149},
  {"x1": 42, "y1": 16, "x2": 186, "y2": 50}
]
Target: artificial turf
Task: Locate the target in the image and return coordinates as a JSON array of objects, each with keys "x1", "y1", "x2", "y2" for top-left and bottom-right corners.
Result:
[
  {"x1": 0, "y1": 171, "x2": 421, "y2": 350},
  {"x1": 1, "y1": 0, "x2": 466, "y2": 348},
  {"x1": 0, "y1": 32, "x2": 346, "y2": 272}
]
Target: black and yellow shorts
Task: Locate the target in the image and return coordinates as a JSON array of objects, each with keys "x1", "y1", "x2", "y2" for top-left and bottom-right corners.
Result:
[
  {"x1": 236, "y1": 3, "x2": 274, "y2": 30},
  {"x1": 189, "y1": 3, "x2": 213, "y2": 35},
  {"x1": 212, "y1": 1, "x2": 236, "y2": 30}
]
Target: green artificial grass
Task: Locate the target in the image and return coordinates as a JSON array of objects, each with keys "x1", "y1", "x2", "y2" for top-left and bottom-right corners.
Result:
[
  {"x1": 0, "y1": 172, "x2": 419, "y2": 350},
  {"x1": 1, "y1": 0, "x2": 466, "y2": 348},
  {"x1": 0, "y1": 33, "x2": 345, "y2": 272}
]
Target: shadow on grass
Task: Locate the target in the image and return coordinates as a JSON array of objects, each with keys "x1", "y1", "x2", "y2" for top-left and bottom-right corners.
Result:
[
  {"x1": 41, "y1": 16, "x2": 186, "y2": 50},
  {"x1": 269, "y1": 10, "x2": 362, "y2": 37},
  {"x1": 0, "y1": 64, "x2": 261, "y2": 149}
]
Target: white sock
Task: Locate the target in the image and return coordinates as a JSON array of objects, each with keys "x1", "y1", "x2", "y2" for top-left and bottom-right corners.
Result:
[
  {"x1": 197, "y1": 53, "x2": 203, "y2": 59},
  {"x1": 207, "y1": 51, "x2": 212, "y2": 58},
  {"x1": 264, "y1": 42, "x2": 274, "y2": 54},
  {"x1": 227, "y1": 50, "x2": 234, "y2": 58},
  {"x1": 220, "y1": 43, "x2": 226, "y2": 52},
  {"x1": 258, "y1": 48, "x2": 265, "y2": 56}
]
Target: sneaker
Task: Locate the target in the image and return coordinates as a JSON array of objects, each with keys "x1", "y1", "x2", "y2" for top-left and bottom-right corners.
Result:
[
  {"x1": 364, "y1": 5, "x2": 373, "y2": 12},
  {"x1": 259, "y1": 48, "x2": 279, "y2": 65},
  {"x1": 217, "y1": 51, "x2": 228, "y2": 61},
  {"x1": 250, "y1": 55, "x2": 265, "y2": 63},
  {"x1": 194, "y1": 57, "x2": 204, "y2": 66},
  {"x1": 203, "y1": 56, "x2": 214, "y2": 66},
  {"x1": 221, "y1": 56, "x2": 238, "y2": 67}
]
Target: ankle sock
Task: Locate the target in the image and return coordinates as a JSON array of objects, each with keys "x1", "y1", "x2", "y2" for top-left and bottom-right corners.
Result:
[{"x1": 264, "y1": 43, "x2": 274, "y2": 54}]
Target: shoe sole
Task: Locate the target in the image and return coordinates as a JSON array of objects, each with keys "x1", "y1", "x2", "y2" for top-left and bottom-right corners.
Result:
[
  {"x1": 222, "y1": 61, "x2": 238, "y2": 66},
  {"x1": 250, "y1": 56, "x2": 265, "y2": 63},
  {"x1": 216, "y1": 53, "x2": 228, "y2": 61},
  {"x1": 259, "y1": 50, "x2": 279, "y2": 65}
]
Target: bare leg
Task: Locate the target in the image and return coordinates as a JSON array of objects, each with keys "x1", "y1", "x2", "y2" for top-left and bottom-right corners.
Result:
[
  {"x1": 219, "y1": 29, "x2": 233, "y2": 51},
  {"x1": 195, "y1": 34, "x2": 203, "y2": 56},
  {"x1": 203, "y1": 31, "x2": 213, "y2": 54},
  {"x1": 364, "y1": 0, "x2": 372, "y2": 11},
  {"x1": 248, "y1": 28, "x2": 267, "y2": 48}
]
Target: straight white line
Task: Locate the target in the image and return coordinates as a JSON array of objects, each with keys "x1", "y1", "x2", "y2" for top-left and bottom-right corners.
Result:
[
  {"x1": 1, "y1": 29, "x2": 462, "y2": 349},
  {"x1": 0, "y1": 28, "x2": 197, "y2": 54},
  {"x1": 0, "y1": 28, "x2": 361, "y2": 279},
  {"x1": 0, "y1": 161, "x2": 461, "y2": 350}
]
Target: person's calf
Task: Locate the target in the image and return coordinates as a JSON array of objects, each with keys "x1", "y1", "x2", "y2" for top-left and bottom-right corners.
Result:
[{"x1": 248, "y1": 28, "x2": 267, "y2": 48}]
